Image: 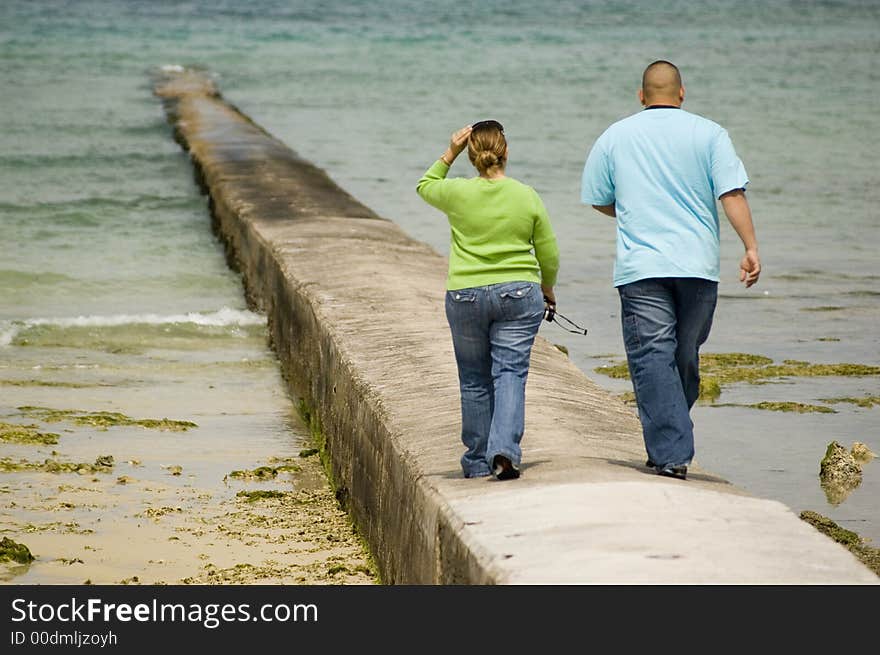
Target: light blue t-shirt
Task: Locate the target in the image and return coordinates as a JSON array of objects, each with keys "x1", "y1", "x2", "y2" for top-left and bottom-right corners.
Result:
[{"x1": 581, "y1": 107, "x2": 748, "y2": 287}]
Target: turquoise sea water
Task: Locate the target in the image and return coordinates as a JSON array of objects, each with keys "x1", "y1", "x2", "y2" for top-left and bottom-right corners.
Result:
[{"x1": 2, "y1": 1, "x2": 879, "y2": 548}]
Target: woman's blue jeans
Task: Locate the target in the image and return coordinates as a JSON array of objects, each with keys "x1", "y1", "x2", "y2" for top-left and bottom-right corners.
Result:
[
  {"x1": 618, "y1": 277, "x2": 718, "y2": 470},
  {"x1": 445, "y1": 281, "x2": 545, "y2": 478}
]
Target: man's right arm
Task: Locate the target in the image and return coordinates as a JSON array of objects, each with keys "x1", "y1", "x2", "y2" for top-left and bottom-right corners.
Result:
[
  {"x1": 720, "y1": 188, "x2": 761, "y2": 288},
  {"x1": 592, "y1": 204, "x2": 616, "y2": 218},
  {"x1": 581, "y1": 135, "x2": 616, "y2": 215}
]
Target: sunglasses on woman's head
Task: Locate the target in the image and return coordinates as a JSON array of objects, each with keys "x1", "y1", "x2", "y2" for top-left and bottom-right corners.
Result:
[{"x1": 471, "y1": 119, "x2": 504, "y2": 132}]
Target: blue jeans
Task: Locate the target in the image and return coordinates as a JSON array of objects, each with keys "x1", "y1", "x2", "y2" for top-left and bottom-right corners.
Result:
[
  {"x1": 618, "y1": 277, "x2": 718, "y2": 469},
  {"x1": 445, "y1": 281, "x2": 545, "y2": 478}
]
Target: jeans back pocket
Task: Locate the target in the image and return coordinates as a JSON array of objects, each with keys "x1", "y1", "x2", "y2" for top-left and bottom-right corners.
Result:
[
  {"x1": 448, "y1": 290, "x2": 477, "y2": 303},
  {"x1": 497, "y1": 282, "x2": 542, "y2": 322},
  {"x1": 498, "y1": 283, "x2": 535, "y2": 300}
]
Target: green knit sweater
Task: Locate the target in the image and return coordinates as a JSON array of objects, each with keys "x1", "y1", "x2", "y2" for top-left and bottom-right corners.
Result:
[{"x1": 417, "y1": 160, "x2": 560, "y2": 291}]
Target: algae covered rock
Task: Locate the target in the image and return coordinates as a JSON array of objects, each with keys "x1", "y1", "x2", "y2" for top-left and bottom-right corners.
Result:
[
  {"x1": 799, "y1": 510, "x2": 862, "y2": 547},
  {"x1": 820, "y1": 441, "x2": 862, "y2": 484},
  {"x1": 0, "y1": 537, "x2": 35, "y2": 564},
  {"x1": 819, "y1": 441, "x2": 863, "y2": 505},
  {"x1": 236, "y1": 490, "x2": 286, "y2": 502},
  {"x1": 851, "y1": 442, "x2": 876, "y2": 463},
  {"x1": 94, "y1": 455, "x2": 114, "y2": 469},
  {"x1": 800, "y1": 510, "x2": 880, "y2": 577}
]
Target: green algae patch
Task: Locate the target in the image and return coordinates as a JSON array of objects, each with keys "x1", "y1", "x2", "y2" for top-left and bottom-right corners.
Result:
[
  {"x1": 299, "y1": 448, "x2": 319, "y2": 458},
  {"x1": 296, "y1": 397, "x2": 382, "y2": 583},
  {"x1": 821, "y1": 396, "x2": 880, "y2": 409},
  {"x1": 702, "y1": 353, "x2": 773, "y2": 367},
  {"x1": 0, "y1": 537, "x2": 35, "y2": 564},
  {"x1": 236, "y1": 490, "x2": 286, "y2": 502},
  {"x1": 703, "y1": 357, "x2": 880, "y2": 384},
  {"x1": 594, "y1": 361, "x2": 630, "y2": 379},
  {"x1": 0, "y1": 456, "x2": 113, "y2": 475},
  {"x1": 0, "y1": 379, "x2": 95, "y2": 388},
  {"x1": 800, "y1": 511, "x2": 880, "y2": 577},
  {"x1": 227, "y1": 463, "x2": 300, "y2": 480},
  {"x1": 698, "y1": 377, "x2": 722, "y2": 403},
  {"x1": 714, "y1": 401, "x2": 836, "y2": 414},
  {"x1": 17, "y1": 406, "x2": 197, "y2": 432},
  {"x1": 553, "y1": 343, "x2": 569, "y2": 356},
  {"x1": 0, "y1": 422, "x2": 60, "y2": 445},
  {"x1": 0, "y1": 458, "x2": 33, "y2": 473},
  {"x1": 595, "y1": 352, "x2": 880, "y2": 403},
  {"x1": 800, "y1": 511, "x2": 861, "y2": 547},
  {"x1": 297, "y1": 399, "x2": 335, "y2": 488}
]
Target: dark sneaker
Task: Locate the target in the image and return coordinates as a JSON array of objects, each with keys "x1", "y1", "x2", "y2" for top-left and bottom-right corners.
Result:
[
  {"x1": 492, "y1": 455, "x2": 520, "y2": 480},
  {"x1": 646, "y1": 459, "x2": 656, "y2": 469},
  {"x1": 656, "y1": 464, "x2": 688, "y2": 480}
]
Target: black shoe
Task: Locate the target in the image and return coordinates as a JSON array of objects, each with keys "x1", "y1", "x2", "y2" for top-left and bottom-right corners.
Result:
[
  {"x1": 492, "y1": 455, "x2": 520, "y2": 480},
  {"x1": 646, "y1": 459, "x2": 656, "y2": 469},
  {"x1": 656, "y1": 464, "x2": 688, "y2": 480}
]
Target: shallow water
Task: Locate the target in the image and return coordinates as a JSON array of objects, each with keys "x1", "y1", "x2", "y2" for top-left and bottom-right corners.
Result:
[
  {"x1": 1, "y1": 0, "x2": 878, "y2": 549},
  {"x1": 0, "y1": 328, "x2": 375, "y2": 584}
]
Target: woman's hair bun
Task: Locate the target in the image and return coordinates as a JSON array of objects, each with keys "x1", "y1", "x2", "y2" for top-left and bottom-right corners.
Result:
[
  {"x1": 476, "y1": 151, "x2": 500, "y2": 170},
  {"x1": 467, "y1": 126, "x2": 507, "y2": 173}
]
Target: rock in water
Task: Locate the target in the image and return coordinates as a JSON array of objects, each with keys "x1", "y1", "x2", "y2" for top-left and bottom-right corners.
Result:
[
  {"x1": 851, "y1": 441, "x2": 876, "y2": 464},
  {"x1": 0, "y1": 537, "x2": 35, "y2": 564},
  {"x1": 819, "y1": 441, "x2": 862, "y2": 505}
]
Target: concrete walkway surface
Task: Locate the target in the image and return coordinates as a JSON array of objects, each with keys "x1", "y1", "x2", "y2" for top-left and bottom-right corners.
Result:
[{"x1": 153, "y1": 69, "x2": 877, "y2": 584}]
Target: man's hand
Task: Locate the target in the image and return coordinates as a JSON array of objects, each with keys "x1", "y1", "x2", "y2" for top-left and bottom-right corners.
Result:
[
  {"x1": 739, "y1": 249, "x2": 761, "y2": 288},
  {"x1": 720, "y1": 189, "x2": 760, "y2": 288}
]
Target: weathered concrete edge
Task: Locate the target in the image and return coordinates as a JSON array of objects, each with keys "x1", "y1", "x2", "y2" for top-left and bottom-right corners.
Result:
[{"x1": 207, "y1": 171, "x2": 499, "y2": 584}]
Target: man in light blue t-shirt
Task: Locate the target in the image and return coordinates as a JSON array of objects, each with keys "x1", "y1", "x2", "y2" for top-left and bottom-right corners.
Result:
[{"x1": 581, "y1": 60, "x2": 761, "y2": 480}]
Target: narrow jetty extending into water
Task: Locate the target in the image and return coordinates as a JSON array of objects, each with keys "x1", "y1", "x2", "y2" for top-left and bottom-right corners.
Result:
[{"x1": 153, "y1": 69, "x2": 876, "y2": 584}]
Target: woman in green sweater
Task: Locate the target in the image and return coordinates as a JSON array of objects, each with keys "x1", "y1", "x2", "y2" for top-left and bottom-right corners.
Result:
[{"x1": 417, "y1": 120, "x2": 560, "y2": 480}]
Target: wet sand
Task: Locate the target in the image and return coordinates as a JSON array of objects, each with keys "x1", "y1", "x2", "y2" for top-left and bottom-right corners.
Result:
[{"x1": 0, "y1": 340, "x2": 376, "y2": 585}]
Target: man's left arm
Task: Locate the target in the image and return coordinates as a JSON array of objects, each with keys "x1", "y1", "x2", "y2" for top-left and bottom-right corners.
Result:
[{"x1": 720, "y1": 189, "x2": 760, "y2": 288}]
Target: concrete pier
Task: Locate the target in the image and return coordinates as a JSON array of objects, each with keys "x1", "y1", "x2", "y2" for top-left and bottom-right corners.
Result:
[{"x1": 154, "y1": 69, "x2": 877, "y2": 584}]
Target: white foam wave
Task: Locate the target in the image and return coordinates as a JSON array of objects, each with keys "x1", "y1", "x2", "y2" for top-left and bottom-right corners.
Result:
[
  {"x1": 160, "y1": 64, "x2": 185, "y2": 73},
  {"x1": 0, "y1": 324, "x2": 18, "y2": 347},
  {"x1": 0, "y1": 307, "x2": 265, "y2": 346}
]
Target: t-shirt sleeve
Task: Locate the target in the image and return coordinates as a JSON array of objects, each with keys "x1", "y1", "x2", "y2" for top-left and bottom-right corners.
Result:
[
  {"x1": 580, "y1": 133, "x2": 615, "y2": 206},
  {"x1": 710, "y1": 128, "x2": 749, "y2": 198}
]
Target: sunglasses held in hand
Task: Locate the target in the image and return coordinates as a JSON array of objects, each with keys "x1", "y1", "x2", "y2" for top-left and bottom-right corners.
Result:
[{"x1": 543, "y1": 296, "x2": 588, "y2": 335}]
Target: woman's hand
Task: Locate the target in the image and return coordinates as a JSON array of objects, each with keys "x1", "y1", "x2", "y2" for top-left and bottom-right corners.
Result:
[
  {"x1": 541, "y1": 284, "x2": 556, "y2": 306},
  {"x1": 450, "y1": 125, "x2": 472, "y2": 155},
  {"x1": 441, "y1": 125, "x2": 473, "y2": 165}
]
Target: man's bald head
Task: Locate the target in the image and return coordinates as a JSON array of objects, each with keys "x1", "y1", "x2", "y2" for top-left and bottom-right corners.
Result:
[{"x1": 640, "y1": 60, "x2": 684, "y2": 107}]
